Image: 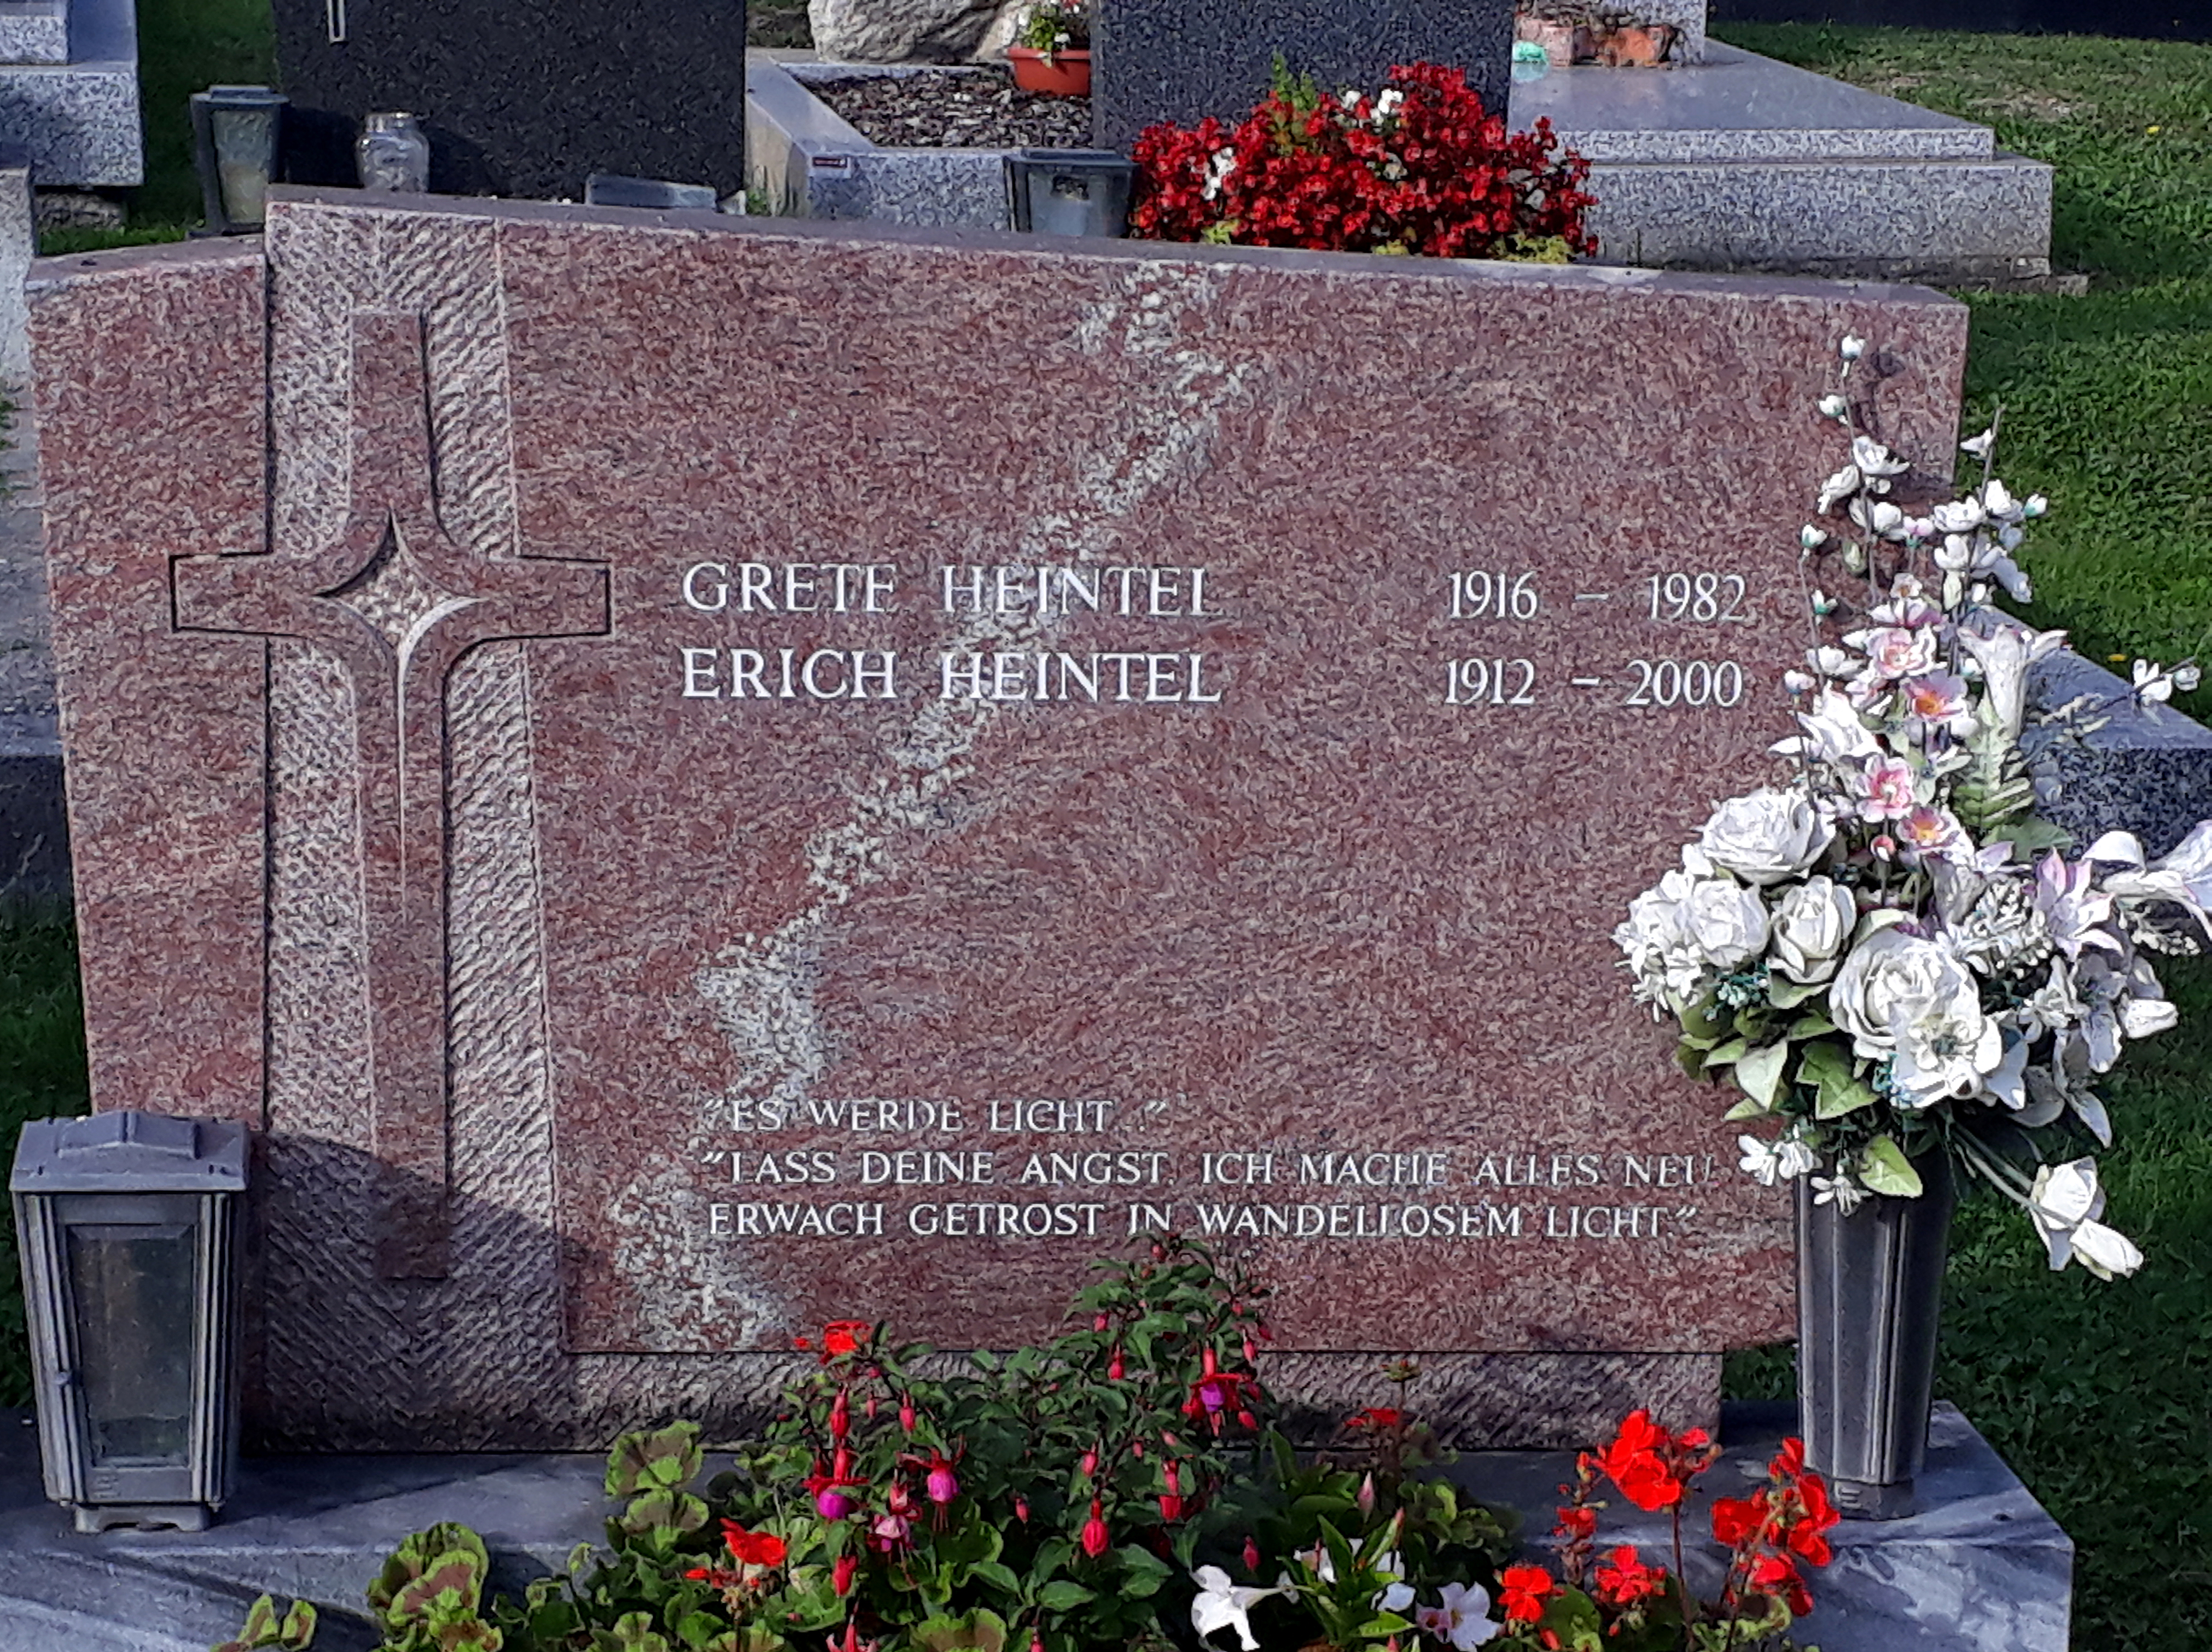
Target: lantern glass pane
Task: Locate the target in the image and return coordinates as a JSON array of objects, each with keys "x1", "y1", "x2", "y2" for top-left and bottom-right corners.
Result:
[
  {"x1": 65, "y1": 1224, "x2": 196, "y2": 1467},
  {"x1": 208, "y1": 106, "x2": 277, "y2": 227}
]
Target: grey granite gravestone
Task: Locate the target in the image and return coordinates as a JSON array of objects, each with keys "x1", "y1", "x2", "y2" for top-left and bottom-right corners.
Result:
[
  {"x1": 1091, "y1": 0, "x2": 1515, "y2": 155},
  {"x1": 270, "y1": 0, "x2": 748, "y2": 200}
]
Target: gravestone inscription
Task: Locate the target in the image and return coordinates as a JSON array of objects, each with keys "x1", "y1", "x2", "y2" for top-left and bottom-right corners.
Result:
[
  {"x1": 30, "y1": 193, "x2": 1967, "y2": 1452},
  {"x1": 269, "y1": 0, "x2": 747, "y2": 200},
  {"x1": 1092, "y1": 0, "x2": 1517, "y2": 155}
]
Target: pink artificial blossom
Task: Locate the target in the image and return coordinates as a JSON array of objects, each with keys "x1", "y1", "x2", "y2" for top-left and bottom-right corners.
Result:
[
  {"x1": 1898, "y1": 673, "x2": 1976, "y2": 739},
  {"x1": 1859, "y1": 755, "x2": 1918, "y2": 822}
]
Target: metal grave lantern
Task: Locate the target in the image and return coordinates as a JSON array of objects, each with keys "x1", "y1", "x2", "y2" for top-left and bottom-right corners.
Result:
[
  {"x1": 1004, "y1": 149, "x2": 1136, "y2": 238},
  {"x1": 11, "y1": 1112, "x2": 249, "y2": 1532},
  {"x1": 189, "y1": 85, "x2": 289, "y2": 234}
]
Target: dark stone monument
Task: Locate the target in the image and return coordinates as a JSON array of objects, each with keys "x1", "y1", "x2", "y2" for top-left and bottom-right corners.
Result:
[
  {"x1": 270, "y1": 0, "x2": 748, "y2": 200},
  {"x1": 1092, "y1": 0, "x2": 1516, "y2": 155}
]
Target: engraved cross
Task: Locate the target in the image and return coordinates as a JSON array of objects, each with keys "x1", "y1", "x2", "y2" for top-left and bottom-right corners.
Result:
[{"x1": 173, "y1": 309, "x2": 608, "y2": 1279}]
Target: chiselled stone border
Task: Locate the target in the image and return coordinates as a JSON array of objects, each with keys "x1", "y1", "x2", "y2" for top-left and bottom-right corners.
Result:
[{"x1": 745, "y1": 53, "x2": 1017, "y2": 229}]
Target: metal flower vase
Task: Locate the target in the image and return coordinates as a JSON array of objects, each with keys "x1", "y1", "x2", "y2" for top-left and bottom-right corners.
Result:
[{"x1": 1796, "y1": 1149, "x2": 1954, "y2": 1519}]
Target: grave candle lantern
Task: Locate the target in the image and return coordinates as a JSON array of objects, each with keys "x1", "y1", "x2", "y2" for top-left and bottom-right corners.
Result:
[
  {"x1": 10, "y1": 1112, "x2": 248, "y2": 1533},
  {"x1": 1004, "y1": 149, "x2": 1136, "y2": 239},
  {"x1": 189, "y1": 85, "x2": 289, "y2": 233}
]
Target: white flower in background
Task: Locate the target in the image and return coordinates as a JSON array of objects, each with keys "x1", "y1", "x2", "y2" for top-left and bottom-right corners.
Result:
[
  {"x1": 2089, "y1": 823, "x2": 2212, "y2": 943},
  {"x1": 1201, "y1": 146, "x2": 1238, "y2": 200},
  {"x1": 1849, "y1": 496, "x2": 1908, "y2": 539},
  {"x1": 1769, "y1": 876, "x2": 1857, "y2": 984},
  {"x1": 1817, "y1": 394, "x2": 1849, "y2": 421},
  {"x1": 1840, "y1": 334, "x2": 1866, "y2": 360},
  {"x1": 1829, "y1": 927, "x2": 1976, "y2": 1058},
  {"x1": 2031, "y1": 852, "x2": 2119, "y2": 960},
  {"x1": 1740, "y1": 1134, "x2": 1817, "y2": 1187},
  {"x1": 1816, "y1": 463, "x2": 1862, "y2": 513},
  {"x1": 1856, "y1": 755, "x2": 1919, "y2": 823},
  {"x1": 1416, "y1": 1584, "x2": 1499, "y2": 1649},
  {"x1": 1958, "y1": 624, "x2": 2067, "y2": 746},
  {"x1": 1812, "y1": 1173, "x2": 1866, "y2": 1214},
  {"x1": 1852, "y1": 434, "x2": 1910, "y2": 479},
  {"x1": 1191, "y1": 1568, "x2": 1288, "y2": 1651},
  {"x1": 1699, "y1": 789, "x2": 1836, "y2": 885},
  {"x1": 1683, "y1": 876, "x2": 1770, "y2": 969},
  {"x1": 1888, "y1": 981, "x2": 2003, "y2": 1106},
  {"x1": 2132, "y1": 658, "x2": 2202, "y2": 705},
  {"x1": 1960, "y1": 425, "x2": 1996, "y2": 458},
  {"x1": 1930, "y1": 498, "x2": 1985, "y2": 534},
  {"x1": 2012, "y1": 961, "x2": 2086, "y2": 1042},
  {"x1": 2028, "y1": 1159, "x2": 2143, "y2": 1278},
  {"x1": 1800, "y1": 523, "x2": 1830, "y2": 551},
  {"x1": 1867, "y1": 578, "x2": 1941, "y2": 628}
]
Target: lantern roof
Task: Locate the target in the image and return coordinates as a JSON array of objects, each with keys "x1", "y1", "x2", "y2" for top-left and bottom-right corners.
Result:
[{"x1": 10, "y1": 1111, "x2": 249, "y2": 1194}]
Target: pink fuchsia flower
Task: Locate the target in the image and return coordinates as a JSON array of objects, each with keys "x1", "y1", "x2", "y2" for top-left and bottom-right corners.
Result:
[
  {"x1": 1897, "y1": 673, "x2": 1976, "y2": 740},
  {"x1": 869, "y1": 1513, "x2": 911, "y2": 1552},
  {"x1": 1858, "y1": 755, "x2": 1918, "y2": 822},
  {"x1": 1081, "y1": 1499, "x2": 1110, "y2": 1558},
  {"x1": 925, "y1": 1453, "x2": 959, "y2": 1506}
]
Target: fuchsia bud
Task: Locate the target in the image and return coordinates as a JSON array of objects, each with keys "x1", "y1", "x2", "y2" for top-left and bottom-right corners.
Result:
[
  {"x1": 1131, "y1": 1440, "x2": 1144, "y2": 1460},
  {"x1": 1357, "y1": 1472, "x2": 1377, "y2": 1517},
  {"x1": 1081, "y1": 1499, "x2": 1110, "y2": 1558},
  {"x1": 1108, "y1": 1348, "x2": 1125, "y2": 1382},
  {"x1": 830, "y1": 1389, "x2": 851, "y2": 1441},
  {"x1": 1094, "y1": 1312, "x2": 1109, "y2": 1332},
  {"x1": 817, "y1": 1488, "x2": 855, "y2": 1520},
  {"x1": 865, "y1": 1393, "x2": 878, "y2": 1421},
  {"x1": 1243, "y1": 1337, "x2": 1259, "y2": 1364},
  {"x1": 1015, "y1": 1496, "x2": 1030, "y2": 1522},
  {"x1": 1201, "y1": 1346, "x2": 1219, "y2": 1376},
  {"x1": 1080, "y1": 1449, "x2": 1099, "y2": 1477},
  {"x1": 833, "y1": 1445, "x2": 853, "y2": 1482},
  {"x1": 1159, "y1": 1492, "x2": 1184, "y2": 1521},
  {"x1": 833, "y1": 1555, "x2": 858, "y2": 1596},
  {"x1": 1163, "y1": 1461, "x2": 1180, "y2": 1494},
  {"x1": 899, "y1": 1398, "x2": 916, "y2": 1433},
  {"x1": 1243, "y1": 1536, "x2": 1261, "y2": 1574},
  {"x1": 1030, "y1": 1634, "x2": 1044, "y2": 1652}
]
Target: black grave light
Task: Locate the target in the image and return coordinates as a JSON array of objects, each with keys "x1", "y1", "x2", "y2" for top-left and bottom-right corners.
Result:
[
  {"x1": 189, "y1": 85, "x2": 288, "y2": 234},
  {"x1": 1005, "y1": 149, "x2": 1137, "y2": 239},
  {"x1": 11, "y1": 1112, "x2": 249, "y2": 1533}
]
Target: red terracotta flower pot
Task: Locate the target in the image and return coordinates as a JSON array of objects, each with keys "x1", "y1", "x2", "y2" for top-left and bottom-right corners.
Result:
[{"x1": 1009, "y1": 45, "x2": 1091, "y2": 97}]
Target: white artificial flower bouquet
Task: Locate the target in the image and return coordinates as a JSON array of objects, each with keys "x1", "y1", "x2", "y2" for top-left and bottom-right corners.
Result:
[{"x1": 1617, "y1": 336, "x2": 2212, "y2": 1279}]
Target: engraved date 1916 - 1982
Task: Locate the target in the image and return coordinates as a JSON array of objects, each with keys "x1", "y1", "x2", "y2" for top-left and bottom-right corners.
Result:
[{"x1": 1443, "y1": 569, "x2": 1754, "y2": 711}]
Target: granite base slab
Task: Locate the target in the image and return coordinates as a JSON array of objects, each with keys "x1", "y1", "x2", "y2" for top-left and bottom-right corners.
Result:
[
  {"x1": 0, "y1": 0, "x2": 140, "y2": 186},
  {"x1": 752, "y1": 44, "x2": 2052, "y2": 280},
  {"x1": 0, "y1": 1403, "x2": 2067, "y2": 1651}
]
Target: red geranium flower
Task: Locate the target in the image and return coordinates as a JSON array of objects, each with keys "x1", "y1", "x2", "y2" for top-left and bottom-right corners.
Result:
[
  {"x1": 721, "y1": 1519, "x2": 788, "y2": 1568},
  {"x1": 1553, "y1": 1504, "x2": 1597, "y2": 1542},
  {"x1": 1347, "y1": 1406, "x2": 1403, "y2": 1430},
  {"x1": 1711, "y1": 1491, "x2": 1769, "y2": 1548},
  {"x1": 1750, "y1": 1554, "x2": 1814, "y2": 1619},
  {"x1": 1592, "y1": 1545, "x2": 1664, "y2": 1607},
  {"x1": 820, "y1": 1319, "x2": 871, "y2": 1359},
  {"x1": 1499, "y1": 1564, "x2": 1558, "y2": 1623}
]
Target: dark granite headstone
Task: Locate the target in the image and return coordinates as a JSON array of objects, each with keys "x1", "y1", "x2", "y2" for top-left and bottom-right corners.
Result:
[
  {"x1": 270, "y1": 0, "x2": 747, "y2": 201},
  {"x1": 1093, "y1": 0, "x2": 1515, "y2": 155}
]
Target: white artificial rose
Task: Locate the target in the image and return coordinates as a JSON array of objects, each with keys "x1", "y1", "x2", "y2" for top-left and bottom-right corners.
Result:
[
  {"x1": 1681, "y1": 877, "x2": 1769, "y2": 970},
  {"x1": 1698, "y1": 789, "x2": 1836, "y2": 887},
  {"x1": 1827, "y1": 926, "x2": 1977, "y2": 1059},
  {"x1": 1769, "y1": 877, "x2": 1856, "y2": 985},
  {"x1": 1889, "y1": 986, "x2": 2001, "y2": 1107}
]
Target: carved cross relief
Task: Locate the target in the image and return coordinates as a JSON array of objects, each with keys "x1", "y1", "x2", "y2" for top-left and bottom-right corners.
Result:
[{"x1": 173, "y1": 309, "x2": 609, "y2": 1279}]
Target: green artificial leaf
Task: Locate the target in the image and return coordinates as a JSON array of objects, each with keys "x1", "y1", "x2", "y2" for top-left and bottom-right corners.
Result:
[
  {"x1": 1788, "y1": 1013, "x2": 1836, "y2": 1038},
  {"x1": 1858, "y1": 1136, "x2": 1925, "y2": 1198},
  {"x1": 1723, "y1": 1095, "x2": 1772, "y2": 1121},
  {"x1": 1992, "y1": 817, "x2": 2074, "y2": 855},
  {"x1": 1704, "y1": 1037, "x2": 1749, "y2": 1068},
  {"x1": 1766, "y1": 978, "x2": 1824, "y2": 1010},
  {"x1": 1801, "y1": 1040, "x2": 1878, "y2": 1120},
  {"x1": 1734, "y1": 1040, "x2": 1790, "y2": 1110}
]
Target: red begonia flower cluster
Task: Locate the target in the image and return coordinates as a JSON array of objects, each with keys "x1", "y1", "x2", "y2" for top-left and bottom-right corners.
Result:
[{"x1": 1127, "y1": 61, "x2": 1597, "y2": 259}]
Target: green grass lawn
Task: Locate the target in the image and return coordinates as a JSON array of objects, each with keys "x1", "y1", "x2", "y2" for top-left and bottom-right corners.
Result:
[
  {"x1": 1703, "y1": 32, "x2": 2212, "y2": 1649},
  {"x1": 7, "y1": 14, "x2": 2211, "y2": 1650}
]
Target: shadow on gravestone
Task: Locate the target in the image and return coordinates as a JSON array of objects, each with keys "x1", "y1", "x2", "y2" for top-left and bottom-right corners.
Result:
[{"x1": 1091, "y1": 0, "x2": 1516, "y2": 155}]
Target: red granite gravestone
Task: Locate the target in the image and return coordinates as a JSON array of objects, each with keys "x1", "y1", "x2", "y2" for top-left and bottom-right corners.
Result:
[{"x1": 31, "y1": 191, "x2": 1967, "y2": 1451}]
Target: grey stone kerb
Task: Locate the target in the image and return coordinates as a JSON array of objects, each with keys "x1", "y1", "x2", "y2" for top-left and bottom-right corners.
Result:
[{"x1": 2026, "y1": 646, "x2": 2212, "y2": 859}]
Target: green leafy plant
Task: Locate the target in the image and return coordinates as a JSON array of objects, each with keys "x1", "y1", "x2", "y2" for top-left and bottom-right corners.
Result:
[
  {"x1": 1014, "y1": 0, "x2": 1086, "y2": 56},
  {"x1": 211, "y1": 1595, "x2": 316, "y2": 1652}
]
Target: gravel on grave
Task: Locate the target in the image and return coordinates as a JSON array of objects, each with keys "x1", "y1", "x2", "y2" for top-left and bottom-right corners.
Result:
[{"x1": 810, "y1": 69, "x2": 1092, "y2": 149}]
